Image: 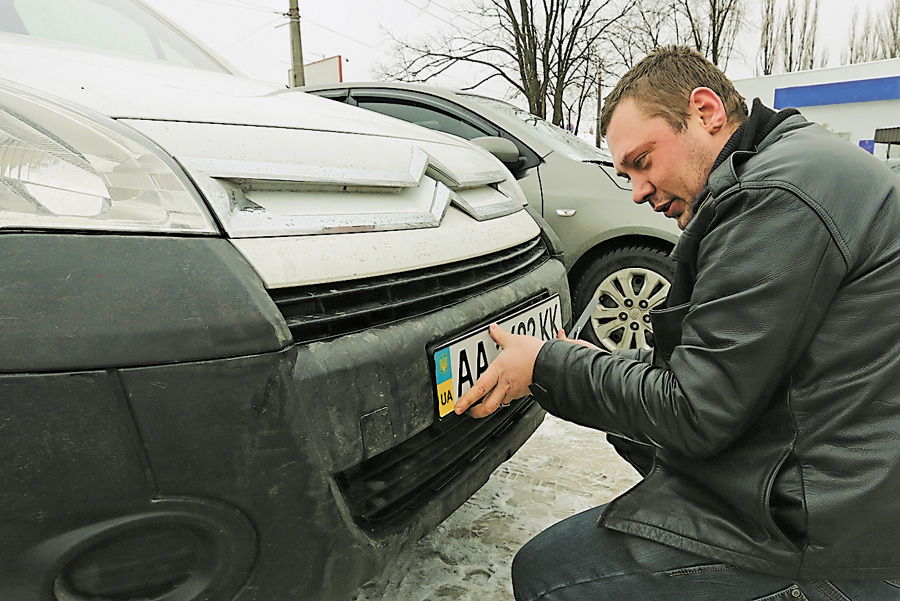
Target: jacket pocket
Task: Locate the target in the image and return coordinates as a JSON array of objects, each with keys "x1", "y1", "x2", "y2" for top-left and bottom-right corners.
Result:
[
  {"x1": 766, "y1": 450, "x2": 806, "y2": 550},
  {"x1": 649, "y1": 301, "x2": 690, "y2": 362},
  {"x1": 752, "y1": 585, "x2": 807, "y2": 601},
  {"x1": 663, "y1": 563, "x2": 736, "y2": 577}
]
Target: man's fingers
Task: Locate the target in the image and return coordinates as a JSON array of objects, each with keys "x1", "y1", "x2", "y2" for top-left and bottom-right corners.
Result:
[
  {"x1": 465, "y1": 384, "x2": 511, "y2": 418},
  {"x1": 481, "y1": 383, "x2": 512, "y2": 414},
  {"x1": 460, "y1": 368, "x2": 516, "y2": 418},
  {"x1": 466, "y1": 400, "x2": 501, "y2": 418},
  {"x1": 557, "y1": 326, "x2": 602, "y2": 351},
  {"x1": 455, "y1": 323, "x2": 543, "y2": 418},
  {"x1": 454, "y1": 368, "x2": 498, "y2": 415},
  {"x1": 488, "y1": 323, "x2": 508, "y2": 347}
]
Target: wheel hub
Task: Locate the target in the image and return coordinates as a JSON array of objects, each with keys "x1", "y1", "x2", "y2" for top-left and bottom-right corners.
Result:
[{"x1": 590, "y1": 266, "x2": 670, "y2": 351}]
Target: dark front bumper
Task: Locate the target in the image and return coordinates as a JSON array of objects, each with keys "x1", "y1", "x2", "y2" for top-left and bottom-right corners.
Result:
[{"x1": 0, "y1": 233, "x2": 569, "y2": 601}]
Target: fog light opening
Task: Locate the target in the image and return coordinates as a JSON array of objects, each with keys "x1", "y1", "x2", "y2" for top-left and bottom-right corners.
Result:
[{"x1": 54, "y1": 523, "x2": 211, "y2": 601}]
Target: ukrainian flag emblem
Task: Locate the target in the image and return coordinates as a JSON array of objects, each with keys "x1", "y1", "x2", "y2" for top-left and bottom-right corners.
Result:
[{"x1": 435, "y1": 348, "x2": 455, "y2": 417}]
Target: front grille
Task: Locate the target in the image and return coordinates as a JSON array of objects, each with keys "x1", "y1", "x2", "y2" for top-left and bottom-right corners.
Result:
[
  {"x1": 269, "y1": 236, "x2": 549, "y2": 343},
  {"x1": 335, "y1": 398, "x2": 539, "y2": 528}
]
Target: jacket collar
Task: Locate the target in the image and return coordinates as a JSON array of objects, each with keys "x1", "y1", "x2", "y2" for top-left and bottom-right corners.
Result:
[{"x1": 671, "y1": 100, "x2": 801, "y2": 263}]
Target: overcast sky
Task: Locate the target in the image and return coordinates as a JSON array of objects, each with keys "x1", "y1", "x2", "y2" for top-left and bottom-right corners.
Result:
[{"x1": 146, "y1": 0, "x2": 889, "y2": 95}]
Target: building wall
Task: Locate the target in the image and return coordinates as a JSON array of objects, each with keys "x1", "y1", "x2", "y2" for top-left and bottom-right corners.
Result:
[{"x1": 734, "y1": 58, "x2": 900, "y2": 159}]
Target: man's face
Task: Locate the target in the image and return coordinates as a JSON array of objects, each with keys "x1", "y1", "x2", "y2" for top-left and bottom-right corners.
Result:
[{"x1": 606, "y1": 98, "x2": 717, "y2": 230}]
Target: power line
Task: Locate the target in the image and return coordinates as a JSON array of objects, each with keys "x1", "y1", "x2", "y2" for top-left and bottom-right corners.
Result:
[
  {"x1": 302, "y1": 17, "x2": 393, "y2": 57},
  {"x1": 409, "y1": 0, "x2": 485, "y2": 29},
  {"x1": 183, "y1": 0, "x2": 479, "y2": 87},
  {"x1": 388, "y1": 0, "x2": 493, "y2": 87},
  {"x1": 219, "y1": 14, "x2": 283, "y2": 51},
  {"x1": 222, "y1": 0, "x2": 276, "y2": 9},
  {"x1": 171, "y1": 0, "x2": 281, "y2": 14},
  {"x1": 398, "y1": 0, "x2": 458, "y2": 28},
  {"x1": 303, "y1": 16, "x2": 474, "y2": 87}
]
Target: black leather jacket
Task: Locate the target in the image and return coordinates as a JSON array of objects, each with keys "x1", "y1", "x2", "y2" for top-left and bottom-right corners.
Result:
[{"x1": 530, "y1": 109, "x2": 900, "y2": 579}]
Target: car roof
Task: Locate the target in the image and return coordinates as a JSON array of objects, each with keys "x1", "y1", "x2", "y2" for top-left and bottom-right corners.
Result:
[{"x1": 301, "y1": 81, "x2": 561, "y2": 157}]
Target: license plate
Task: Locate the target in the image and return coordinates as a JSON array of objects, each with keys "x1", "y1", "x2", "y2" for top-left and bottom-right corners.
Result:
[{"x1": 433, "y1": 295, "x2": 562, "y2": 418}]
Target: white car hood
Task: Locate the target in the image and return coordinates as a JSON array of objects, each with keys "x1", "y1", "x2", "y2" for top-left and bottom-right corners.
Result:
[
  {"x1": 0, "y1": 35, "x2": 537, "y2": 287},
  {"x1": 0, "y1": 34, "x2": 444, "y2": 141},
  {"x1": 0, "y1": 34, "x2": 523, "y2": 233}
]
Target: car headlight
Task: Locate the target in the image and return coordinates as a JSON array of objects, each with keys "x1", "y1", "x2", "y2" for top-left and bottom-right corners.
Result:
[{"x1": 0, "y1": 82, "x2": 217, "y2": 234}]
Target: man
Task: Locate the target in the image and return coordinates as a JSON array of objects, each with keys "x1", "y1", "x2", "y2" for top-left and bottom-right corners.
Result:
[{"x1": 455, "y1": 46, "x2": 900, "y2": 599}]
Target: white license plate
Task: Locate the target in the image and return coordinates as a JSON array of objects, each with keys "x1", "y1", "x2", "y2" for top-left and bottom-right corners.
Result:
[{"x1": 433, "y1": 295, "x2": 562, "y2": 418}]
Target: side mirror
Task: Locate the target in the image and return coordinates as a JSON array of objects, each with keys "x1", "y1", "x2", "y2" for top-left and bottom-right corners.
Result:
[{"x1": 470, "y1": 136, "x2": 521, "y2": 166}]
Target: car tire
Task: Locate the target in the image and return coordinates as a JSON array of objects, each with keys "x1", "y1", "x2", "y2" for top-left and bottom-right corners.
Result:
[{"x1": 573, "y1": 245, "x2": 675, "y2": 352}]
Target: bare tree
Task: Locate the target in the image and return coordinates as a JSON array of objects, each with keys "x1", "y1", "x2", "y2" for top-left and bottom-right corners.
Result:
[
  {"x1": 380, "y1": 0, "x2": 633, "y2": 124},
  {"x1": 682, "y1": 0, "x2": 744, "y2": 68},
  {"x1": 562, "y1": 43, "x2": 605, "y2": 135},
  {"x1": 778, "y1": 0, "x2": 798, "y2": 71},
  {"x1": 775, "y1": 0, "x2": 827, "y2": 72},
  {"x1": 877, "y1": 0, "x2": 900, "y2": 59},
  {"x1": 605, "y1": 0, "x2": 743, "y2": 71},
  {"x1": 606, "y1": 0, "x2": 681, "y2": 68},
  {"x1": 778, "y1": 0, "x2": 819, "y2": 73},
  {"x1": 595, "y1": 59, "x2": 604, "y2": 147},
  {"x1": 844, "y1": 0, "x2": 900, "y2": 64},
  {"x1": 844, "y1": 5, "x2": 881, "y2": 64},
  {"x1": 544, "y1": 0, "x2": 632, "y2": 125},
  {"x1": 757, "y1": 0, "x2": 777, "y2": 75}
]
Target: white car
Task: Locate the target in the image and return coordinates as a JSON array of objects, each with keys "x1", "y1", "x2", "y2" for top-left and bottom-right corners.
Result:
[{"x1": 0, "y1": 2, "x2": 569, "y2": 601}]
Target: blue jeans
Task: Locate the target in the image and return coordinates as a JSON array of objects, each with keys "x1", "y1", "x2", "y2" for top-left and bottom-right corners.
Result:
[{"x1": 512, "y1": 505, "x2": 900, "y2": 600}]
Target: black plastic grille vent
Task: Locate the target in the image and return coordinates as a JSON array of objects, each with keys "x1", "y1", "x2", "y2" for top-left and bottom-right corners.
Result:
[
  {"x1": 269, "y1": 237, "x2": 548, "y2": 343},
  {"x1": 335, "y1": 398, "x2": 538, "y2": 528}
]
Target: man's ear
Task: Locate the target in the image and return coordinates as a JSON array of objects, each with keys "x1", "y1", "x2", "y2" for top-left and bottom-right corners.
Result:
[{"x1": 688, "y1": 87, "x2": 727, "y2": 134}]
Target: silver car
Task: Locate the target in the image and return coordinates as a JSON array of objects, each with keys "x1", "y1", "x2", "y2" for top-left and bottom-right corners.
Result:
[{"x1": 303, "y1": 82, "x2": 682, "y2": 351}]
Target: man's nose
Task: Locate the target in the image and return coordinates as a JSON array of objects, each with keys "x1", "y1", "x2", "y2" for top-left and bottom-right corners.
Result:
[{"x1": 632, "y1": 177, "x2": 654, "y2": 204}]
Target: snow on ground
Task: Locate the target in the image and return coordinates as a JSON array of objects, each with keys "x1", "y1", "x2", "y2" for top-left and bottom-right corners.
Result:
[{"x1": 351, "y1": 414, "x2": 642, "y2": 601}]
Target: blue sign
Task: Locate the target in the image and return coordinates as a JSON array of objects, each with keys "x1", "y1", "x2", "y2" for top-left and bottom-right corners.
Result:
[{"x1": 775, "y1": 75, "x2": 900, "y2": 108}]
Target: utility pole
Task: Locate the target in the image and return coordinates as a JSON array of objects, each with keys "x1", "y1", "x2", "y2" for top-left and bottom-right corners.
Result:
[{"x1": 288, "y1": 0, "x2": 305, "y2": 87}]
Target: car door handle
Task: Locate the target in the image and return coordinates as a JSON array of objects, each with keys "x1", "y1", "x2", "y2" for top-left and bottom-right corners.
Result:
[{"x1": 556, "y1": 209, "x2": 577, "y2": 217}]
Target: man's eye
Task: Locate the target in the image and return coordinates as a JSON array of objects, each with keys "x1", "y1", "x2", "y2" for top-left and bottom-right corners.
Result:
[
  {"x1": 617, "y1": 173, "x2": 631, "y2": 183},
  {"x1": 634, "y1": 153, "x2": 648, "y2": 169}
]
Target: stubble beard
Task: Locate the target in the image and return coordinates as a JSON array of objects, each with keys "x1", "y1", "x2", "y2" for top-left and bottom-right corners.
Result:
[{"x1": 679, "y1": 133, "x2": 718, "y2": 229}]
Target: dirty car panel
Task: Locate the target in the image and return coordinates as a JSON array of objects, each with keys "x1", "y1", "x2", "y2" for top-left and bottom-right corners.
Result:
[{"x1": 0, "y1": 224, "x2": 567, "y2": 601}]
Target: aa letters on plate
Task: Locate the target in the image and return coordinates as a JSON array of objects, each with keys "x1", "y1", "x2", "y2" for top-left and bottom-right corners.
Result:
[{"x1": 434, "y1": 296, "x2": 561, "y2": 417}]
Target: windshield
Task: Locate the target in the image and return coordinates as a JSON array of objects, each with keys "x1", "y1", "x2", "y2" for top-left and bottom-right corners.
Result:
[
  {"x1": 0, "y1": 0, "x2": 229, "y2": 72},
  {"x1": 461, "y1": 93, "x2": 613, "y2": 163}
]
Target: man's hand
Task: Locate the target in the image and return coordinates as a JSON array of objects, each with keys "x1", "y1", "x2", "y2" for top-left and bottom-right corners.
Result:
[
  {"x1": 554, "y1": 328, "x2": 602, "y2": 350},
  {"x1": 454, "y1": 324, "x2": 545, "y2": 418}
]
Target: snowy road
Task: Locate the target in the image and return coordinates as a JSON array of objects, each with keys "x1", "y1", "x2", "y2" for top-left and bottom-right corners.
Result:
[{"x1": 351, "y1": 415, "x2": 642, "y2": 601}]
